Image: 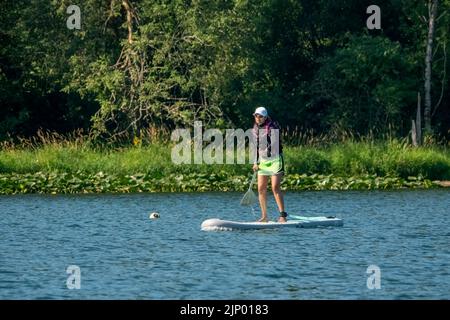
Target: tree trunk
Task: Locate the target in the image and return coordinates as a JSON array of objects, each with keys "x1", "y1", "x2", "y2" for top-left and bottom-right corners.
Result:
[
  {"x1": 412, "y1": 92, "x2": 422, "y2": 147},
  {"x1": 424, "y1": 0, "x2": 439, "y2": 134},
  {"x1": 416, "y1": 92, "x2": 422, "y2": 145},
  {"x1": 411, "y1": 119, "x2": 417, "y2": 147}
]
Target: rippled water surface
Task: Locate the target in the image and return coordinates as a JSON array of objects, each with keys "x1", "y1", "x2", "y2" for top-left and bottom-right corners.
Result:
[{"x1": 1, "y1": 190, "x2": 449, "y2": 299}]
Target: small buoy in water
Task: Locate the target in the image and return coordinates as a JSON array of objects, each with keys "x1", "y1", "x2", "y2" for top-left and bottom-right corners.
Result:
[{"x1": 149, "y1": 212, "x2": 160, "y2": 219}]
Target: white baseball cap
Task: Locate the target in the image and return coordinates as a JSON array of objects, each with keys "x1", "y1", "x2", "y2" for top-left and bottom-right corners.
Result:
[{"x1": 253, "y1": 107, "x2": 268, "y2": 117}]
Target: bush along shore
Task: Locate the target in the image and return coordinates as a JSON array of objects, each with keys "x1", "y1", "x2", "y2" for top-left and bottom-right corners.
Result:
[{"x1": 0, "y1": 139, "x2": 449, "y2": 194}]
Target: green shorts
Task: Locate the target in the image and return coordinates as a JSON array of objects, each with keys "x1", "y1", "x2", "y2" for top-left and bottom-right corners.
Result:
[{"x1": 258, "y1": 154, "x2": 285, "y2": 176}]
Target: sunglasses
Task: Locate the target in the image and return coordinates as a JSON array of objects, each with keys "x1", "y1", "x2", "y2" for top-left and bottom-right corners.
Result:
[{"x1": 254, "y1": 114, "x2": 265, "y2": 119}]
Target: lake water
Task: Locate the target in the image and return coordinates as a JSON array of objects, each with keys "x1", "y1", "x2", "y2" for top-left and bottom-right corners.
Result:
[{"x1": 0, "y1": 190, "x2": 449, "y2": 299}]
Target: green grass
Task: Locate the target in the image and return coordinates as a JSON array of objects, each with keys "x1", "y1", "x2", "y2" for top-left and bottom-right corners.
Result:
[
  {"x1": 0, "y1": 144, "x2": 169, "y2": 176},
  {"x1": 284, "y1": 140, "x2": 450, "y2": 180},
  {"x1": 0, "y1": 138, "x2": 449, "y2": 194},
  {"x1": 1, "y1": 140, "x2": 450, "y2": 179}
]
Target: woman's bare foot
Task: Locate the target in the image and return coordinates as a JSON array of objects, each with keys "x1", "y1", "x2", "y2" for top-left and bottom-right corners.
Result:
[
  {"x1": 258, "y1": 217, "x2": 268, "y2": 222},
  {"x1": 278, "y1": 216, "x2": 287, "y2": 223}
]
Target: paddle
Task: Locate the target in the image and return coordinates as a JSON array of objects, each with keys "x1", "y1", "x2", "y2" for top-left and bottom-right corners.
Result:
[{"x1": 240, "y1": 171, "x2": 258, "y2": 206}]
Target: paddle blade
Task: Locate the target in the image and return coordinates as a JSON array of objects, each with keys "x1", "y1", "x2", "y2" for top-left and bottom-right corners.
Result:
[{"x1": 240, "y1": 189, "x2": 258, "y2": 206}]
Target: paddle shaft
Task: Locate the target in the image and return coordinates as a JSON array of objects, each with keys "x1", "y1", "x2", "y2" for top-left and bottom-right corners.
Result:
[{"x1": 248, "y1": 171, "x2": 257, "y2": 191}]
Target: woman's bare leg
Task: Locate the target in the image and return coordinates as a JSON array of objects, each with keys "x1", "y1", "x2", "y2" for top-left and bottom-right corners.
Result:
[
  {"x1": 258, "y1": 174, "x2": 269, "y2": 221},
  {"x1": 271, "y1": 174, "x2": 286, "y2": 222}
]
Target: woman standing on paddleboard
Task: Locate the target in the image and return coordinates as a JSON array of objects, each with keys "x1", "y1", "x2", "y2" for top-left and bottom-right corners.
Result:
[{"x1": 252, "y1": 106, "x2": 287, "y2": 223}]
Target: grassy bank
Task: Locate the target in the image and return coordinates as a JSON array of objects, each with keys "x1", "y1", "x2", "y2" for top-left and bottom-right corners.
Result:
[{"x1": 0, "y1": 139, "x2": 449, "y2": 194}]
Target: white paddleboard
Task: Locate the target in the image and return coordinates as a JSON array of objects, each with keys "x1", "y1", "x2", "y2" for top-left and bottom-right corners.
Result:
[{"x1": 201, "y1": 215, "x2": 343, "y2": 231}]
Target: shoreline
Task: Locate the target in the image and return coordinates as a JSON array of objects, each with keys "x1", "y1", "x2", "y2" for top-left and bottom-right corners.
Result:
[
  {"x1": 434, "y1": 180, "x2": 450, "y2": 187},
  {"x1": 1, "y1": 141, "x2": 449, "y2": 195},
  {"x1": 0, "y1": 171, "x2": 443, "y2": 195}
]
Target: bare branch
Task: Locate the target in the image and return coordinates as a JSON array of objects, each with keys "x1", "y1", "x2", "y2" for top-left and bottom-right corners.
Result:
[
  {"x1": 433, "y1": 42, "x2": 440, "y2": 59},
  {"x1": 104, "y1": 0, "x2": 117, "y2": 33},
  {"x1": 432, "y1": 40, "x2": 446, "y2": 117},
  {"x1": 419, "y1": 14, "x2": 428, "y2": 25},
  {"x1": 436, "y1": 11, "x2": 446, "y2": 22}
]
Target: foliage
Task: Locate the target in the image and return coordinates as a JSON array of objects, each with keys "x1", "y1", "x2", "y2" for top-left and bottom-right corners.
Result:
[
  {"x1": 311, "y1": 35, "x2": 418, "y2": 135},
  {"x1": 0, "y1": 0, "x2": 449, "y2": 139}
]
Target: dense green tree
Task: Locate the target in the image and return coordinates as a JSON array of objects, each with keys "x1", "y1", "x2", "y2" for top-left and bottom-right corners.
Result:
[
  {"x1": 0, "y1": 0, "x2": 99, "y2": 137},
  {"x1": 311, "y1": 35, "x2": 418, "y2": 135},
  {"x1": 0, "y1": 0, "x2": 449, "y2": 140}
]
